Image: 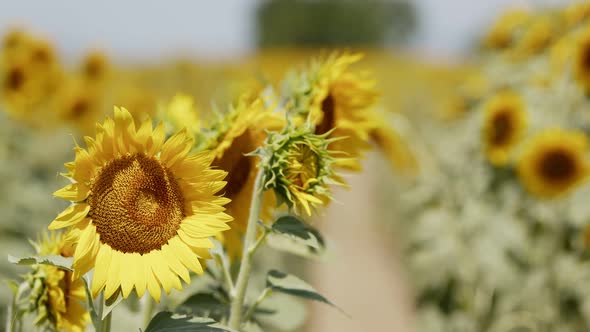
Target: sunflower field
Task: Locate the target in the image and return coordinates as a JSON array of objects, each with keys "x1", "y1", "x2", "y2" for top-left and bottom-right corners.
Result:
[{"x1": 4, "y1": 1, "x2": 590, "y2": 332}]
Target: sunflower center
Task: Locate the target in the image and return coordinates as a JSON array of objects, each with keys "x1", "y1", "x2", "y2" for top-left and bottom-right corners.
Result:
[
  {"x1": 5, "y1": 67, "x2": 25, "y2": 92},
  {"x1": 490, "y1": 110, "x2": 514, "y2": 145},
  {"x1": 213, "y1": 130, "x2": 253, "y2": 199},
  {"x1": 88, "y1": 153, "x2": 185, "y2": 254},
  {"x1": 69, "y1": 98, "x2": 90, "y2": 119},
  {"x1": 538, "y1": 149, "x2": 576, "y2": 183},
  {"x1": 287, "y1": 143, "x2": 320, "y2": 189},
  {"x1": 316, "y1": 93, "x2": 336, "y2": 135},
  {"x1": 582, "y1": 43, "x2": 590, "y2": 74},
  {"x1": 84, "y1": 59, "x2": 103, "y2": 80}
]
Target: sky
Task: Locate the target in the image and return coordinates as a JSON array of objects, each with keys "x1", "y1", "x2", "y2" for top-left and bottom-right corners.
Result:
[{"x1": 0, "y1": 0, "x2": 566, "y2": 62}]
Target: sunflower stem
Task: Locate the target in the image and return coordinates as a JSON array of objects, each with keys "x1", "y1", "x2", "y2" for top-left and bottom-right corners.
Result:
[
  {"x1": 228, "y1": 169, "x2": 265, "y2": 330},
  {"x1": 214, "y1": 254, "x2": 234, "y2": 293},
  {"x1": 99, "y1": 312, "x2": 112, "y2": 332},
  {"x1": 242, "y1": 288, "x2": 273, "y2": 323}
]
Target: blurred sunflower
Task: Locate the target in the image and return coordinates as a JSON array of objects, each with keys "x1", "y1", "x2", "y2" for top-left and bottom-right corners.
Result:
[
  {"x1": 53, "y1": 79, "x2": 104, "y2": 133},
  {"x1": 49, "y1": 107, "x2": 232, "y2": 302},
  {"x1": 484, "y1": 8, "x2": 529, "y2": 50},
  {"x1": 512, "y1": 15, "x2": 557, "y2": 59},
  {"x1": 286, "y1": 53, "x2": 379, "y2": 171},
  {"x1": 563, "y1": 2, "x2": 590, "y2": 30},
  {"x1": 29, "y1": 233, "x2": 89, "y2": 332},
  {"x1": 162, "y1": 94, "x2": 201, "y2": 139},
  {"x1": 574, "y1": 25, "x2": 590, "y2": 93},
  {"x1": 517, "y1": 129, "x2": 589, "y2": 198},
  {"x1": 482, "y1": 91, "x2": 527, "y2": 166},
  {"x1": 80, "y1": 50, "x2": 110, "y2": 83},
  {"x1": 203, "y1": 97, "x2": 284, "y2": 259}
]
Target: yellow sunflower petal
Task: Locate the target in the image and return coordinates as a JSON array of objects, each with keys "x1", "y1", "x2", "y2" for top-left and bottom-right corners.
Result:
[
  {"x1": 91, "y1": 245, "x2": 113, "y2": 298},
  {"x1": 48, "y1": 204, "x2": 90, "y2": 230}
]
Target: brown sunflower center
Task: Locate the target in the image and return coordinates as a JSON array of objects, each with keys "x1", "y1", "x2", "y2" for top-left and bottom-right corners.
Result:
[
  {"x1": 316, "y1": 93, "x2": 335, "y2": 135},
  {"x1": 88, "y1": 153, "x2": 185, "y2": 254},
  {"x1": 490, "y1": 110, "x2": 514, "y2": 145},
  {"x1": 69, "y1": 98, "x2": 90, "y2": 120},
  {"x1": 581, "y1": 43, "x2": 590, "y2": 74},
  {"x1": 84, "y1": 58, "x2": 104, "y2": 80},
  {"x1": 213, "y1": 130, "x2": 253, "y2": 199},
  {"x1": 538, "y1": 149, "x2": 577, "y2": 183},
  {"x1": 5, "y1": 67, "x2": 25, "y2": 92}
]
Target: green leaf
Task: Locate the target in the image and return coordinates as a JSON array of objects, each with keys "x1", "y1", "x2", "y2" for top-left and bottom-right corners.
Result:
[
  {"x1": 8, "y1": 254, "x2": 73, "y2": 271},
  {"x1": 266, "y1": 270, "x2": 345, "y2": 315},
  {"x1": 176, "y1": 293, "x2": 229, "y2": 321},
  {"x1": 144, "y1": 312, "x2": 235, "y2": 332},
  {"x1": 4, "y1": 280, "x2": 19, "y2": 295},
  {"x1": 271, "y1": 215, "x2": 324, "y2": 249},
  {"x1": 266, "y1": 215, "x2": 326, "y2": 258}
]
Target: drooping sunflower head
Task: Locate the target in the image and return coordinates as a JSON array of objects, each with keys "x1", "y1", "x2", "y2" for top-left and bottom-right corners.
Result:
[
  {"x1": 283, "y1": 52, "x2": 378, "y2": 171},
  {"x1": 258, "y1": 122, "x2": 343, "y2": 216},
  {"x1": 574, "y1": 25, "x2": 590, "y2": 94},
  {"x1": 202, "y1": 96, "x2": 284, "y2": 258},
  {"x1": 23, "y1": 232, "x2": 90, "y2": 332},
  {"x1": 482, "y1": 91, "x2": 528, "y2": 166},
  {"x1": 80, "y1": 50, "x2": 110, "y2": 83},
  {"x1": 517, "y1": 128, "x2": 589, "y2": 198},
  {"x1": 49, "y1": 107, "x2": 232, "y2": 302},
  {"x1": 483, "y1": 8, "x2": 530, "y2": 50}
]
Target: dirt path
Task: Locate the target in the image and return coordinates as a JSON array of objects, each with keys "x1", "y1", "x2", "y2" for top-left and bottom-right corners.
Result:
[{"x1": 308, "y1": 155, "x2": 416, "y2": 331}]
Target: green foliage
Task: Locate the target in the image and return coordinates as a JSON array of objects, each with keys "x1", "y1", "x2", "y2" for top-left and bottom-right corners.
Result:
[
  {"x1": 265, "y1": 270, "x2": 342, "y2": 314},
  {"x1": 256, "y1": 0, "x2": 417, "y2": 47},
  {"x1": 8, "y1": 254, "x2": 73, "y2": 271},
  {"x1": 265, "y1": 215, "x2": 326, "y2": 258},
  {"x1": 144, "y1": 312, "x2": 235, "y2": 332}
]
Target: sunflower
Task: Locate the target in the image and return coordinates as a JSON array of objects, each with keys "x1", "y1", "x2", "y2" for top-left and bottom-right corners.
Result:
[
  {"x1": 53, "y1": 78, "x2": 104, "y2": 133},
  {"x1": 30, "y1": 232, "x2": 90, "y2": 332},
  {"x1": 286, "y1": 53, "x2": 379, "y2": 171},
  {"x1": 512, "y1": 15, "x2": 557, "y2": 59},
  {"x1": 49, "y1": 107, "x2": 232, "y2": 302},
  {"x1": 484, "y1": 8, "x2": 529, "y2": 50},
  {"x1": 517, "y1": 129, "x2": 589, "y2": 198},
  {"x1": 203, "y1": 97, "x2": 284, "y2": 259},
  {"x1": 482, "y1": 91, "x2": 527, "y2": 166},
  {"x1": 574, "y1": 25, "x2": 590, "y2": 94},
  {"x1": 562, "y1": 2, "x2": 590, "y2": 30},
  {"x1": 81, "y1": 50, "x2": 110, "y2": 83},
  {"x1": 162, "y1": 94, "x2": 201, "y2": 140},
  {"x1": 259, "y1": 123, "x2": 343, "y2": 216}
]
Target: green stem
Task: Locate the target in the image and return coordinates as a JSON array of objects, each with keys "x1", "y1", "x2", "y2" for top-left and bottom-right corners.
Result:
[
  {"x1": 143, "y1": 296, "x2": 156, "y2": 329},
  {"x1": 99, "y1": 312, "x2": 112, "y2": 332},
  {"x1": 242, "y1": 288, "x2": 273, "y2": 323},
  {"x1": 214, "y1": 254, "x2": 234, "y2": 292},
  {"x1": 227, "y1": 169, "x2": 265, "y2": 330}
]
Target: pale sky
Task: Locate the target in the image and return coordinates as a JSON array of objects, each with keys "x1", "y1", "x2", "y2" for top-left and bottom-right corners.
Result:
[{"x1": 0, "y1": 0, "x2": 567, "y2": 62}]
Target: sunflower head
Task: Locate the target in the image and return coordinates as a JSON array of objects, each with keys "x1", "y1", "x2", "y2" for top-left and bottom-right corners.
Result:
[
  {"x1": 574, "y1": 25, "x2": 590, "y2": 94},
  {"x1": 202, "y1": 96, "x2": 284, "y2": 258},
  {"x1": 20, "y1": 232, "x2": 89, "y2": 332},
  {"x1": 482, "y1": 91, "x2": 527, "y2": 166},
  {"x1": 512, "y1": 15, "x2": 557, "y2": 59},
  {"x1": 283, "y1": 52, "x2": 378, "y2": 171},
  {"x1": 483, "y1": 8, "x2": 530, "y2": 50},
  {"x1": 257, "y1": 122, "x2": 343, "y2": 216},
  {"x1": 563, "y1": 2, "x2": 590, "y2": 30},
  {"x1": 54, "y1": 79, "x2": 104, "y2": 133},
  {"x1": 49, "y1": 107, "x2": 232, "y2": 302},
  {"x1": 81, "y1": 50, "x2": 110, "y2": 83},
  {"x1": 517, "y1": 128, "x2": 589, "y2": 198}
]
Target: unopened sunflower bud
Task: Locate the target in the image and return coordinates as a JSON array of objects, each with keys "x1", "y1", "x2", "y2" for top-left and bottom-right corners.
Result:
[{"x1": 256, "y1": 122, "x2": 344, "y2": 216}]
